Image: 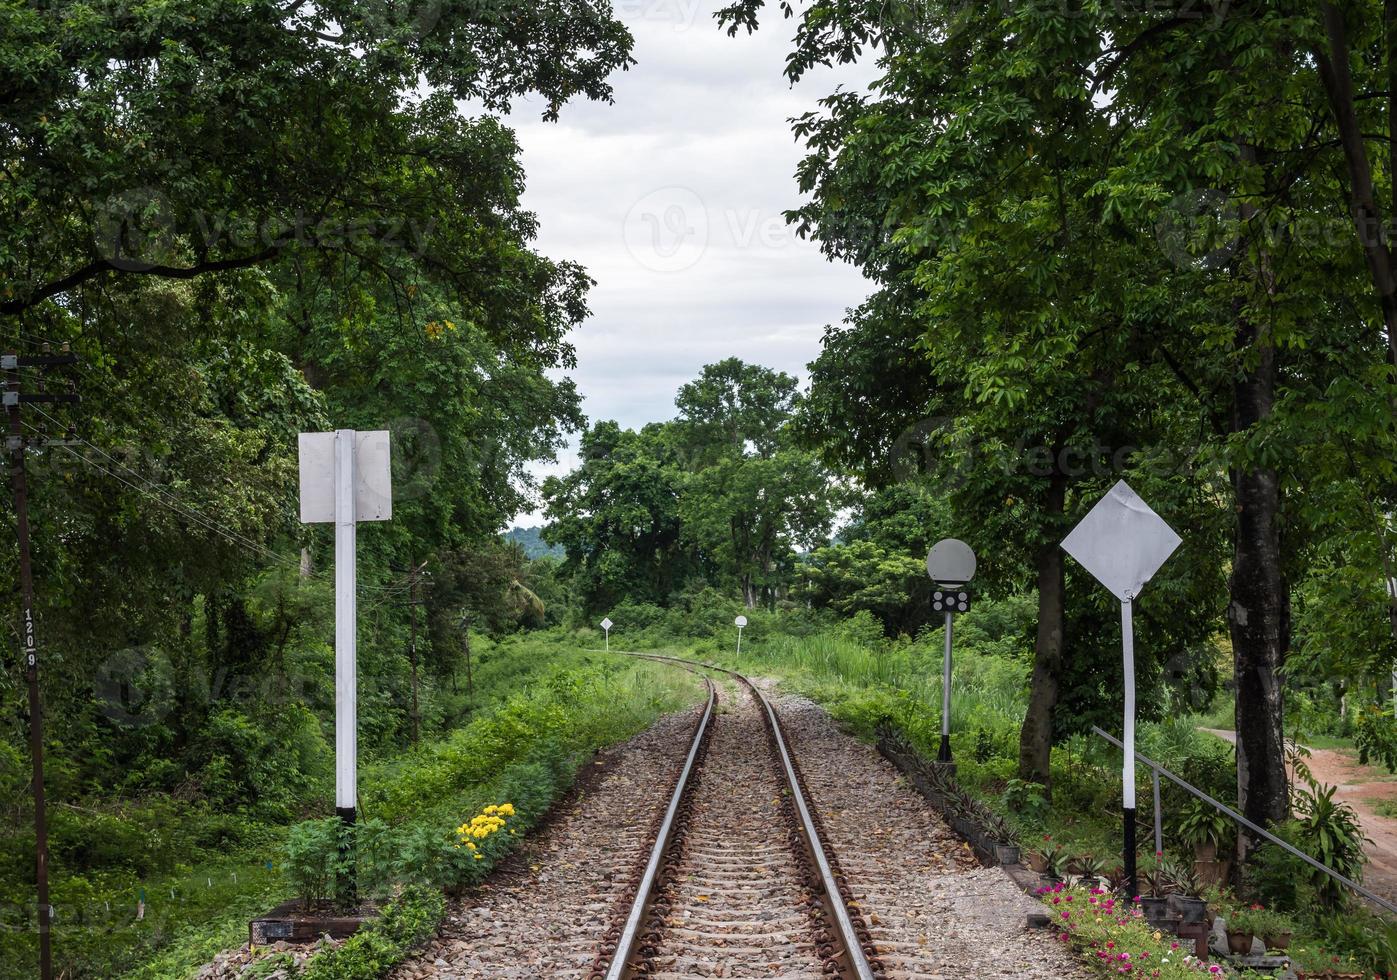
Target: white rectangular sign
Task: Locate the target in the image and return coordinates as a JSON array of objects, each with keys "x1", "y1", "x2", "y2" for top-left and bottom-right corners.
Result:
[{"x1": 298, "y1": 431, "x2": 392, "y2": 523}]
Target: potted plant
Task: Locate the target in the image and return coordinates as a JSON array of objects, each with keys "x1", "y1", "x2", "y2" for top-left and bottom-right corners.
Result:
[
  {"x1": 1160, "y1": 858, "x2": 1208, "y2": 924},
  {"x1": 989, "y1": 820, "x2": 1021, "y2": 866},
  {"x1": 1031, "y1": 835, "x2": 1066, "y2": 881},
  {"x1": 1137, "y1": 855, "x2": 1173, "y2": 921},
  {"x1": 1292, "y1": 944, "x2": 1366, "y2": 979},
  {"x1": 1177, "y1": 801, "x2": 1232, "y2": 884},
  {"x1": 1238, "y1": 906, "x2": 1293, "y2": 951},
  {"x1": 1070, "y1": 853, "x2": 1112, "y2": 891},
  {"x1": 1224, "y1": 904, "x2": 1264, "y2": 956}
]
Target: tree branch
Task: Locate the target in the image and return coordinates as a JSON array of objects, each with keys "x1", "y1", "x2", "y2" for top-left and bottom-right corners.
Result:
[{"x1": 1, "y1": 248, "x2": 279, "y2": 315}]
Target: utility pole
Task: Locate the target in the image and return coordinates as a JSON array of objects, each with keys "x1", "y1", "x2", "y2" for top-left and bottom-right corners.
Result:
[{"x1": 5, "y1": 343, "x2": 79, "y2": 980}]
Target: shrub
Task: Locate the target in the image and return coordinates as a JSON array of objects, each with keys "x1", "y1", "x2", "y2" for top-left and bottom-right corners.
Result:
[
  {"x1": 299, "y1": 884, "x2": 445, "y2": 980},
  {"x1": 1311, "y1": 909, "x2": 1397, "y2": 976},
  {"x1": 1294, "y1": 781, "x2": 1369, "y2": 909},
  {"x1": 1001, "y1": 779, "x2": 1049, "y2": 824},
  {"x1": 835, "y1": 610, "x2": 885, "y2": 650},
  {"x1": 1242, "y1": 820, "x2": 1314, "y2": 911},
  {"x1": 284, "y1": 817, "x2": 350, "y2": 911}
]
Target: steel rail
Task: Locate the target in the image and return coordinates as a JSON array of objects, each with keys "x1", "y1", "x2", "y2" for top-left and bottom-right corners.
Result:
[
  {"x1": 601, "y1": 650, "x2": 878, "y2": 980},
  {"x1": 602, "y1": 673, "x2": 716, "y2": 980}
]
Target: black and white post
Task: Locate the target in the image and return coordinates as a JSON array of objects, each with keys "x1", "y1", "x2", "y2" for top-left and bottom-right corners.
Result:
[
  {"x1": 1062, "y1": 481, "x2": 1180, "y2": 899},
  {"x1": 926, "y1": 539, "x2": 976, "y2": 765},
  {"x1": 299, "y1": 430, "x2": 392, "y2": 835}
]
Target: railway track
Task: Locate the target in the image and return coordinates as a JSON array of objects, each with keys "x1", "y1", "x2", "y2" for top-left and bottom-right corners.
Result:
[{"x1": 589, "y1": 654, "x2": 883, "y2": 980}]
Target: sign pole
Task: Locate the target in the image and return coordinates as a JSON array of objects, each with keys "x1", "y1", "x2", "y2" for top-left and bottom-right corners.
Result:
[
  {"x1": 334, "y1": 429, "x2": 357, "y2": 829},
  {"x1": 734, "y1": 615, "x2": 748, "y2": 656},
  {"x1": 1060, "y1": 480, "x2": 1180, "y2": 901},
  {"x1": 940, "y1": 610, "x2": 954, "y2": 763},
  {"x1": 299, "y1": 427, "x2": 390, "y2": 908},
  {"x1": 926, "y1": 539, "x2": 976, "y2": 768},
  {"x1": 1122, "y1": 595, "x2": 1137, "y2": 898}
]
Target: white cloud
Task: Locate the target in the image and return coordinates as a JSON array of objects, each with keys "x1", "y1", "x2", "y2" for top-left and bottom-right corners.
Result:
[{"x1": 507, "y1": 7, "x2": 877, "y2": 519}]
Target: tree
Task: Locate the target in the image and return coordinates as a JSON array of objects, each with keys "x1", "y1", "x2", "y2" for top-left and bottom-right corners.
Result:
[
  {"x1": 680, "y1": 447, "x2": 839, "y2": 608},
  {"x1": 798, "y1": 482, "x2": 950, "y2": 635},
  {"x1": 720, "y1": 0, "x2": 1308, "y2": 801},
  {"x1": 542, "y1": 421, "x2": 700, "y2": 613},
  {"x1": 673, "y1": 357, "x2": 798, "y2": 466},
  {"x1": 0, "y1": 0, "x2": 632, "y2": 319}
]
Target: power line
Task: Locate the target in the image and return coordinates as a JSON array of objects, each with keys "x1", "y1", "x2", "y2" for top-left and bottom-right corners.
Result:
[
  {"x1": 29, "y1": 420, "x2": 402, "y2": 594},
  {"x1": 49, "y1": 442, "x2": 305, "y2": 572},
  {"x1": 31, "y1": 419, "x2": 300, "y2": 570}
]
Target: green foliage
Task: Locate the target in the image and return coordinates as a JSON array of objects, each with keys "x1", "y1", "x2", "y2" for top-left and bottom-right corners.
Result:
[
  {"x1": 1243, "y1": 821, "x2": 1315, "y2": 913},
  {"x1": 284, "y1": 818, "x2": 351, "y2": 912},
  {"x1": 1175, "y1": 800, "x2": 1233, "y2": 854},
  {"x1": 544, "y1": 359, "x2": 842, "y2": 615},
  {"x1": 1229, "y1": 906, "x2": 1295, "y2": 941},
  {"x1": 1000, "y1": 780, "x2": 1049, "y2": 825},
  {"x1": 298, "y1": 885, "x2": 445, "y2": 980},
  {"x1": 1353, "y1": 705, "x2": 1397, "y2": 773},
  {"x1": 1294, "y1": 782, "x2": 1370, "y2": 909},
  {"x1": 1310, "y1": 910, "x2": 1397, "y2": 977}
]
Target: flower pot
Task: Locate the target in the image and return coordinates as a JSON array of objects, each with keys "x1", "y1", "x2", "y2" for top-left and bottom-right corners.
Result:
[
  {"x1": 1262, "y1": 930, "x2": 1292, "y2": 951},
  {"x1": 1193, "y1": 840, "x2": 1218, "y2": 863},
  {"x1": 994, "y1": 844, "x2": 1020, "y2": 866},
  {"x1": 1225, "y1": 928, "x2": 1254, "y2": 955},
  {"x1": 1167, "y1": 894, "x2": 1208, "y2": 925},
  {"x1": 1038, "y1": 873, "x2": 1063, "y2": 888},
  {"x1": 1027, "y1": 853, "x2": 1048, "y2": 873},
  {"x1": 1194, "y1": 858, "x2": 1230, "y2": 887},
  {"x1": 1139, "y1": 896, "x2": 1170, "y2": 922}
]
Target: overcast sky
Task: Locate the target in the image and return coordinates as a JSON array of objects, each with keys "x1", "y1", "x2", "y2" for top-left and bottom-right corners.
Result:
[{"x1": 506, "y1": 4, "x2": 876, "y2": 519}]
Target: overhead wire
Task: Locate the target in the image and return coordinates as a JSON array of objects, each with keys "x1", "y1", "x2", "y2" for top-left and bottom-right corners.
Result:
[{"x1": 23, "y1": 407, "x2": 406, "y2": 596}]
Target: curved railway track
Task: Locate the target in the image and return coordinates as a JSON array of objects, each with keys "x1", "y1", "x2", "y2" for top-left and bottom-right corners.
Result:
[{"x1": 589, "y1": 654, "x2": 884, "y2": 980}]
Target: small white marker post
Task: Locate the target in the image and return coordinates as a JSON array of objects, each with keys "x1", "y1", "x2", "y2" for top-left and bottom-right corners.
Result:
[
  {"x1": 1062, "y1": 480, "x2": 1180, "y2": 899},
  {"x1": 298, "y1": 430, "x2": 391, "y2": 874},
  {"x1": 735, "y1": 615, "x2": 748, "y2": 655},
  {"x1": 926, "y1": 539, "x2": 976, "y2": 765},
  {"x1": 600, "y1": 617, "x2": 613, "y2": 652}
]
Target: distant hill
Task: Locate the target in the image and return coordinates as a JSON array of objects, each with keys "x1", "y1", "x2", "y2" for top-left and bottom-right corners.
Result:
[{"x1": 505, "y1": 525, "x2": 563, "y2": 560}]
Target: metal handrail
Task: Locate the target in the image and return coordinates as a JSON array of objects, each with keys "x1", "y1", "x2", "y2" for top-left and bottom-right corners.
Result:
[{"x1": 1091, "y1": 725, "x2": 1397, "y2": 916}]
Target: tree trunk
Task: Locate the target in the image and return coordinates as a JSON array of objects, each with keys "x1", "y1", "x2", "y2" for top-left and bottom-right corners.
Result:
[
  {"x1": 1019, "y1": 474, "x2": 1067, "y2": 794},
  {"x1": 1314, "y1": 2, "x2": 1397, "y2": 373},
  {"x1": 1229, "y1": 318, "x2": 1290, "y2": 851}
]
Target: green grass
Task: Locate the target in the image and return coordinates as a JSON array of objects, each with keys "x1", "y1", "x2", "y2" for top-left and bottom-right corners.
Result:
[{"x1": 1, "y1": 632, "x2": 702, "y2": 980}]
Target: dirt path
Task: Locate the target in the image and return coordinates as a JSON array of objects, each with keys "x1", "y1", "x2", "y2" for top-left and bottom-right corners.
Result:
[{"x1": 1202, "y1": 728, "x2": 1397, "y2": 905}]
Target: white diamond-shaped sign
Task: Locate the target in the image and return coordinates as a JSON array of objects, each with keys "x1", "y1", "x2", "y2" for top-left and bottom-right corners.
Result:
[
  {"x1": 1061, "y1": 481, "x2": 1181, "y2": 601},
  {"x1": 600, "y1": 617, "x2": 613, "y2": 631}
]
